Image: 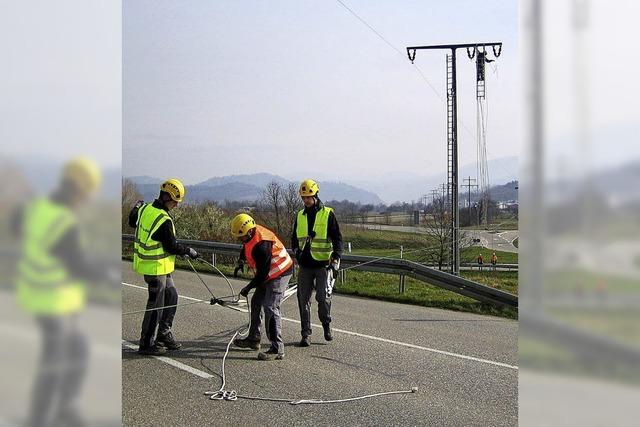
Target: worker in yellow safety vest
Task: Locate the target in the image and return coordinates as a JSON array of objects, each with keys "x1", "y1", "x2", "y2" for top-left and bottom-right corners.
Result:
[
  {"x1": 231, "y1": 214, "x2": 294, "y2": 360},
  {"x1": 13, "y1": 157, "x2": 111, "y2": 427},
  {"x1": 291, "y1": 179, "x2": 343, "y2": 347},
  {"x1": 128, "y1": 178, "x2": 199, "y2": 355}
]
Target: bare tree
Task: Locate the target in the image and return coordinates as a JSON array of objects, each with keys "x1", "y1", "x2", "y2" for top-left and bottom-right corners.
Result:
[
  {"x1": 421, "y1": 195, "x2": 451, "y2": 270},
  {"x1": 253, "y1": 181, "x2": 302, "y2": 242},
  {"x1": 122, "y1": 178, "x2": 142, "y2": 232},
  {"x1": 282, "y1": 182, "x2": 302, "y2": 239},
  {"x1": 261, "y1": 181, "x2": 283, "y2": 235}
]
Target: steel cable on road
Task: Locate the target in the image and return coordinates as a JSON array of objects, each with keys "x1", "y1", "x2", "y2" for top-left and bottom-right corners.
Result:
[
  {"x1": 175, "y1": 257, "x2": 420, "y2": 405},
  {"x1": 123, "y1": 248, "x2": 439, "y2": 404}
]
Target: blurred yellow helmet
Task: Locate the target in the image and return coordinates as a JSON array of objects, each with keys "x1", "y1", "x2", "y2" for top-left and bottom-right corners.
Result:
[
  {"x1": 299, "y1": 179, "x2": 319, "y2": 197},
  {"x1": 161, "y1": 178, "x2": 185, "y2": 202},
  {"x1": 230, "y1": 213, "x2": 256, "y2": 237},
  {"x1": 62, "y1": 156, "x2": 102, "y2": 194}
]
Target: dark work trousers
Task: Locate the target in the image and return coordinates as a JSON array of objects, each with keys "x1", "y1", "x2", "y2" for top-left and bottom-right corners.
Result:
[
  {"x1": 297, "y1": 266, "x2": 331, "y2": 338},
  {"x1": 29, "y1": 315, "x2": 89, "y2": 427},
  {"x1": 247, "y1": 274, "x2": 291, "y2": 354},
  {"x1": 139, "y1": 273, "x2": 178, "y2": 348}
]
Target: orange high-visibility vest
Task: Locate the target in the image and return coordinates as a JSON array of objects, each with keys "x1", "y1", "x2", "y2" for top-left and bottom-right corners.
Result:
[{"x1": 244, "y1": 225, "x2": 293, "y2": 281}]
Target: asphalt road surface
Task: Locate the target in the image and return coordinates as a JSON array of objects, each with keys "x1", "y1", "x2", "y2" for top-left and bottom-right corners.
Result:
[{"x1": 122, "y1": 262, "x2": 518, "y2": 426}]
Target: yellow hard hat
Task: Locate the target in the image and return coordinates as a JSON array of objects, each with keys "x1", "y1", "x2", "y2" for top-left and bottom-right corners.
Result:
[
  {"x1": 161, "y1": 178, "x2": 185, "y2": 202},
  {"x1": 299, "y1": 179, "x2": 319, "y2": 197},
  {"x1": 62, "y1": 156, "x2": 102, "y2": 194},
  {"x1": 230, "y1": 213, "x2": 256, "y2": 238}
]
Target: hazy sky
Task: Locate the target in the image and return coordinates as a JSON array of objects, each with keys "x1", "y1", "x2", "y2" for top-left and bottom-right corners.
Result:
[
  {"x1": 124, "y1": 0, "x2": 518, "y2": 184},
  {"x1": 1, "y1": 1, "x2": 121, "y2": 170}
]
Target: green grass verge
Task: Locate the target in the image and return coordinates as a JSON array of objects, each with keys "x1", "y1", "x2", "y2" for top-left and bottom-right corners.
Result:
[
  {"x1": 335, "y1": 270, "x2": 517, "y2": 319},
  {"x1": 461, "y1": 246, "x2": 518, "y2": 264},
  {"x1": 551, "y1": 308, "x2": 640, "y2": 347},
  {"x1": 546, "y1": 269, "x2": 639, "y2": 294},
  {"x1": 341, "y1": 227, "x2": 425, "y2": 250}
]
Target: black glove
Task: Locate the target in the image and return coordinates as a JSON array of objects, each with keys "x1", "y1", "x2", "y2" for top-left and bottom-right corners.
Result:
[
  {"x1": 134, "y1": 199, "x2": 144, "y2": 209},
  {"x1": 187, "y1": 248, "x2": 199, "y2": 259},
  {"x1": 294, "y1": 248, "x2": 302, "y2": 263},
  {"x1": 233, "y1": 260, "x2": 244, "y2": 278},
  {"x1": 240, "y1": 285, "x2": 252, "y2": 298}
]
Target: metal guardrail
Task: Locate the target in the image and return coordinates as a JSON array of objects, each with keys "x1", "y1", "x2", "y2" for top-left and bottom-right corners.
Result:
[
  {"x1": 461, "y1": 263, "x2": 519, "y2": 271},
  {"x1": 122, "y1": 234, "x2": 518, "y2": 308}
]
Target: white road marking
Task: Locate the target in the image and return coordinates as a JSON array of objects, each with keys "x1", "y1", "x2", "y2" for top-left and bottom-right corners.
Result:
[
  {"x1": 122, "y1": 341, "x2": 214, "y2": 379},
  {"x1": 123, "y1": 282, "x2": 518, "y2": 370}
]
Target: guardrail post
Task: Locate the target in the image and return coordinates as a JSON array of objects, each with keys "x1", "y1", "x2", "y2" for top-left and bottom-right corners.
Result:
[
  {"x1": 399, "y1": 245, "x2": 406, "y2": 293},
  {"x1": 343, "y1": 242, "x2": 351, "y2": 285},
  {"x1": 212, "y1": 253, "x2": 216, "y2": 267}
]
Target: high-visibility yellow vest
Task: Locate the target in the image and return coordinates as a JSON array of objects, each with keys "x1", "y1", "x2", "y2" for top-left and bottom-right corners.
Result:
[
  {"x1": 296, "y1": 207, "x2": 333, "y2": 262},
  {"x1": 133, "y1": 203, "x2": 175, "y2": 275},
  {"x1": 16, "y1": 198, "x2": 85, "y2": 315}
]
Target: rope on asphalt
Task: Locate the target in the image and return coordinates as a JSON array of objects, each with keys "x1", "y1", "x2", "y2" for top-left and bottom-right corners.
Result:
[
  {"x1": 123, "y1": 253, "x2": 418, "y2": 404},
  {"x1": 195, "y1": 258, "x2": 419, "y2": 405}
]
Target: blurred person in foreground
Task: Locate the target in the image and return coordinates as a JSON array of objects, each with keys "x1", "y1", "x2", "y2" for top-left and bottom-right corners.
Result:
[
  {"x1": 13, "y1": 157, "x2": 109, "y2": 427},
  {"x1": 231, "y1": 213, "x2": 293, "y2": 360},
  {"x1": 128, "y1": 178, "x2": 199, "y2": 356}
]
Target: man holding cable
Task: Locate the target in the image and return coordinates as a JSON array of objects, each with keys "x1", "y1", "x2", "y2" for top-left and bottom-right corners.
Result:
[
  {"x1": 291, "y1": 179, "x2": 343, "y2": 347},
  {"x1": 129, "y1": 178, "x2": 199, "y2": 356},
  {"x1": 231, "y1": 213, "x2": 293, "y2": 361}
]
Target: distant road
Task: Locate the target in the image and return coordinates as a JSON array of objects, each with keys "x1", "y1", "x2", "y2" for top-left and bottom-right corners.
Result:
[{"x1": 346, "y1": 223, "x2": 519, "y2": 253}]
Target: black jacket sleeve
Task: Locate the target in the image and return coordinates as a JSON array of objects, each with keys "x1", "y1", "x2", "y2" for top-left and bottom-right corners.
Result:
[
  {"x1": 291, "y1": 216, "x2": 299, "y2": 250},
  {"x1": 327, "y1": 211, "x2": 343, "y2": 259},
  {"x1": 128, "y1": 205, "x2": 139, "y2": 228},
  {"x1": 246, "y1": 241, "x2": 273, "y2": 290},
  {"x1": 150, "y1": 219, "x2": 190, "y2": 256}
]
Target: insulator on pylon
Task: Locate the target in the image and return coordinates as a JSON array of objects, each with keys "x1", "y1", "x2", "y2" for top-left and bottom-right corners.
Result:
[{"x1": 476, "y1": 51, "x2": 486, "y2": 82}]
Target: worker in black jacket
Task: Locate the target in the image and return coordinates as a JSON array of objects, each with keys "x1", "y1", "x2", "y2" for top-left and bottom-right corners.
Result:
[
  {"x1": 128, "y1": 178, "x2": 198, "y2": 355},
  {"x1": 291, "y1": 179, "x2": 343, "y2": 347}
]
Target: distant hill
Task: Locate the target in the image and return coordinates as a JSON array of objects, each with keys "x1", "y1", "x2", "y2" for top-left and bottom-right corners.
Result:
[
  {"x1": 126, "y1": 174, "x2": 383, "y2": 205},
  {"x1": 485, "y1": 180, "x2": 518, "y2": 202},
  {"x1": 348, "y1": 156, "x2": 519, "y2": 203},
  {"x1": 196, "y1": 173, "x2": 289, "y2": 188}
]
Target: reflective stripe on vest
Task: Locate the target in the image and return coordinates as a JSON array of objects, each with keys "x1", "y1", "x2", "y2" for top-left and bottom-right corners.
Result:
[
  {"x1": 133, "y1": 203, "x2": 176, "y2": 275},
  {"x1": 244, "y1": 225, "x2": 293, "y2": 282},
  {"x1": 296, "y1": 206, "x2": 333, "y2": 261},
  {"x1": 16, "y1": 198, "x2": 85, "y2": 315}
]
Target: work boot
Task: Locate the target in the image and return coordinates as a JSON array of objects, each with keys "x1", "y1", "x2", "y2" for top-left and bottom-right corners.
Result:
[
  {"x1": 138, "y1": 344, "x2": 167, "y2": 356},
  {"x1": 299, "y1": 336, "x2": 310, "y2": 347},
  {"x1": 323, "y1": 323, "x2": 333, "y2": 341},
  {"x1": 234, "y1": 337, "x2": 260, "y2": 351},
  {"x1": 156, "y1": 331, "x2": 182, "y2": 350},
  {"x1": 257, "y1": 348, "x2": 284, "y2": 361}
]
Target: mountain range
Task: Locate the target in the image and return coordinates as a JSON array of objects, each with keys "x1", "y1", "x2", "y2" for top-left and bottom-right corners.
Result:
[
  {"x1": 340, "y1": 156, "x2": 519, "y2": 203},
  {"x1": 128, "y1": 174, "x2": 384, "y2": 205}
]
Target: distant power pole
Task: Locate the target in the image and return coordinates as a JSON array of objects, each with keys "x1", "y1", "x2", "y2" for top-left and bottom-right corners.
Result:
[
  {"x1": 407, "y1": 42, "x2": 502, "y2": 276},
  {"x1": 463, "y1": 176, "x2": 478, "y2": 227}
]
